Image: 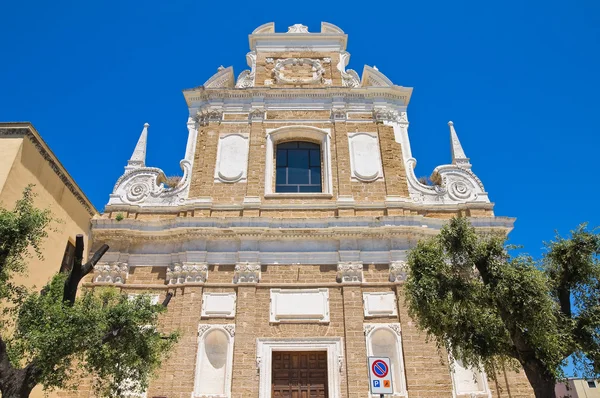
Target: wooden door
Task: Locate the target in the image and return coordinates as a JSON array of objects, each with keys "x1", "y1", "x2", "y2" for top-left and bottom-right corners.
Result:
[{"x1": 272, "y1": 351, "x2": 328, "y2": 398}]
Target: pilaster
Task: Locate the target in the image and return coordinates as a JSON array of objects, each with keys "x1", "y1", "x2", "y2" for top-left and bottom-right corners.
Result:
[
  {"x1": 231, "y1": 285, "x2": 259, "y2": 397},
  {"x1": 341, "y1": 285, "x2": 369, "y2": 398}
]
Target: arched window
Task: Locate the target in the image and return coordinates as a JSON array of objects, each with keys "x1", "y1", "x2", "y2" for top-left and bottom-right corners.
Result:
[
  {"x1": 275, "y1": 141, "x2": 322, "y2": 193},
  {"x1": 365, "y1": 324, "x2": 408, "y2": 397},
  {"x1": 194, "y1": 325, "x2": 235, "y2": 397}
]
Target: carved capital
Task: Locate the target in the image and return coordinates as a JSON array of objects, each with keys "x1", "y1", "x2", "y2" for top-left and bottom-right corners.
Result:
[
  {"x1": 249, "y1": 108, "x2": 265, "y2": 121},
  {"x1": 331, "y1": 109, "x2": 347, "y2": 121},
  {"x1": 196, "y1": 110, "x2": 222, "y2": 126},
  {"x1": 373, "y1": 108, "x2": 399, "y2": 123},
  {"x1": 167, "y1": 262, "x2": 208, "y2": 285},
  {"x1": 389, "y1": 261, "x2": 409, "y2": 282},
  {"x1": 234, "y1": 262, "x2": 261, "y2": 283},
  {"x1": 94, "y1": 262, "x2": 129, "y2": 284},
  {"x1": 337, "y1": 261, "x2": 363, "y2": 283}
]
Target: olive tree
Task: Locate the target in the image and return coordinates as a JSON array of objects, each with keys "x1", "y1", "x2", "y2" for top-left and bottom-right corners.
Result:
[
  {"x1": 405, "y1": 216, "x2": 600, "y2": 398},
  {"x1": 0, "y1": 186, "x2": 178, "y2": 398}
]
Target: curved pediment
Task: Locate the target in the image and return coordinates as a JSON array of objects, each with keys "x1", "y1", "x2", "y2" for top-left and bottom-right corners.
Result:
[
  {"x1": 361, "y1": 65, "x2": 394, "y2": 87},
  {"x1": 252, "y1": 22, "x2": 275, "y2": 34},
  {"x1": 203, "y1": 66, "x2": 235, "y2": 89}
]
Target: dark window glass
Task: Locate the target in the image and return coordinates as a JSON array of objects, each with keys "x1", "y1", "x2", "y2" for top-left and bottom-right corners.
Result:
[
  {"x1": 275, "y1": 141, "x2": 322, "y2": 193},
  {"x1": 60, "y1": 240, "x2": 76, "y2": 273},
  {"x1": 588, "y1": 381, "x2": 596, "y2": 388}
]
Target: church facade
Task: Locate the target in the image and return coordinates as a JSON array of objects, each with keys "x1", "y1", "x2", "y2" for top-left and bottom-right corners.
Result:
[{"x1": 81, "y1": 22, "x2": 533, "y2": 398}]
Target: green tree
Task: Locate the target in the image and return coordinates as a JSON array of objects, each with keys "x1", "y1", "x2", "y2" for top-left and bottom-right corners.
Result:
[
  {"x1": 0, "y1": 186, "x2": 178, "y2": 398},
  {"x1": 405, "y1": 217, "x2": 600, "y2": 398}
]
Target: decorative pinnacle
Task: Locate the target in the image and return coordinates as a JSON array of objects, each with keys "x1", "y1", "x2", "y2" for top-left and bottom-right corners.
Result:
[
  {"x1": 448, "y1": 121, "x2": 470, "y2": 166},
  {"x1": 126, "y1": 122, "x2": 149, "y2": 169}
]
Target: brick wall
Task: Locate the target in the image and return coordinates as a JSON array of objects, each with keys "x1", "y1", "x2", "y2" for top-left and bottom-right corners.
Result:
[{"x1": 57, "y1": 265, "x2": 534, "y2": 398}]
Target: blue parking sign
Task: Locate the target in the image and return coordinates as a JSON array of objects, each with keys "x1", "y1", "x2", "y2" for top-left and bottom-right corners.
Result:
[{"x1": 373, "y1": 380, "x2": 380, "y2": 388}]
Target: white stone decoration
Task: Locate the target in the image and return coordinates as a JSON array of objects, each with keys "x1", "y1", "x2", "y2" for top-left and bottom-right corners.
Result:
[
  {"x1": 348, "y1": 132, "x2": 383, "y2": 182},
  {"x1": 202, "y1": 292, "x2": 237, "y2": 318},
  {"x1": 363, "y1": 292, "x2": 397, "y2": 317},
  {"x1": 94, "y1": 262, "x2": 129, "y2": 284},
  {"x1": 449, "y1": 356, "x2": 491, "y2": 398},
  {"x1": 203, "y1": 65, "x2": 235, "y2": 89},
  {"x1": 235, "y1": 52, "x2": 257, "y2": 88},
  {"x1": 373, "y1": 111, "x2": 491, "y2": 205},
  {"x1": 270, "y1": 288, "x2": 330, "y2": 323},
  {"x1": 287, "y1": 24, "x2": 309, "y2": 33},
  {"x1": 214, "y1": 133, "x2": 249, "y2": 183},
  {"x1": 233, "y1": 262, "x2": 261, "y2": 283},
  {"x1": 361, "y1": 65, "x2": 394, "y2": 87},
  {"x1": 264, "y1": 126, "x2": 333, "y2": 196},
  {"x1": 256, "y1": 337, "x2": 343, "y2": 398},
  {"x1": 389, "y1": 261, "x2": 409, "y2": 282},
  {"x1": 337, "y1": 261, "x2": 363, "y2": 283},
  {"x1": 338, "y1": 51, "x2": 360, "y2": 88},
  {"x1": 107, "y1": 119, "x2": 196, "y2": 207},
  {"x1": 166, "y1": 262, "x2": 208, "y2": 284},
  {"x1": 194, "y1": 324, "x2": 235, "y2": 398},
  {"x1": 272, "y1": 58, "x2": 330, "y2": 85},
  {"x1": 364, "y1": 324, "x2": 408, "y2": 397}
]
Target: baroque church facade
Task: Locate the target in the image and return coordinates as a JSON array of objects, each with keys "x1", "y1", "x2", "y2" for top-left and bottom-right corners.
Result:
[{"x1": 80, "y1": 22, "x2": 534, "y2": 398}]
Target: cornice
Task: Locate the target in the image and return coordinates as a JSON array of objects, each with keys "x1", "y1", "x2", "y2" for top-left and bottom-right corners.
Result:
[
  {"x1": 182, "y1": 86, "x2": 413, "y2": 107},
  {"x1": 0, "y1": 123, "x2": 97, "y2": 217},
  {"x1": 91, "y1": 216, "x2": 515, "y2": 242}
]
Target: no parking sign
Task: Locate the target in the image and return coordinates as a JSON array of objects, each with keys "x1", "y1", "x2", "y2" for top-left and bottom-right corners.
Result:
[{"x1": 368, "y1": 356, "x2": 393, "y2": 395}]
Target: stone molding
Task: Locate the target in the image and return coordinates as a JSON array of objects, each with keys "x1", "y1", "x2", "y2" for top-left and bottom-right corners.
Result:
[
  {"x1": 337, "y1": 261, "x2": 363, "y2": 283},
  {"x1": 166, "y1": 262, "x2": 208, "y2": 285},
  {"x1": 235, "y1": 52, "x2": 257, "y2": 88},
  {"x1": 233, "y1": 262, "x2": 261, "y2": 283},
  {"x1": 94, "y1": 262, "x2": 129, "y2": 284},
  {"x1": 389, "y1": 261, "x2": 409, "y2": 282},
  {"x1": 272, "y1": 58, "x2": 331, "y2": 86},
  {"x1": 0, "y1": 126, "x2": 97, "y2": 216},
  {"x1": 256, "y1": 337, "x2": 344, "y2": 398}
]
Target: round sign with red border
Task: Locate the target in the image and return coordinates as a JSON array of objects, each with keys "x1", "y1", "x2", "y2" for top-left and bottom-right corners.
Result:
[{"x1": 371, "y1": 359, "x2": 389, "y2": 378}]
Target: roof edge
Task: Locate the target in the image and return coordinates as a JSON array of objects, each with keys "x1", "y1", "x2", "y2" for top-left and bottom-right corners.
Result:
[{"x1": 0, "y1": 122, "x2": 98, "y2": 217}]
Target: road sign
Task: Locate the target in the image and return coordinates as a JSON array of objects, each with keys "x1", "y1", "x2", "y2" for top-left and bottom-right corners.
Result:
[{"x1": 368, "y1": 356, "x2": 393, "y2": 395}]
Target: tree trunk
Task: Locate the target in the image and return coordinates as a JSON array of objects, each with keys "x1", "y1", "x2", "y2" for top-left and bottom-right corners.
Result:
[
  {"x1": 522, "y1": 358, "x2": 557, "y2": 398},
  {"x1": 0, "y1": 369, "x2": 36, "y2": 398}
]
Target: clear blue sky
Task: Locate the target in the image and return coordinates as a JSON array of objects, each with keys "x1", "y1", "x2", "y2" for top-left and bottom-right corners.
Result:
[{"x1": 1, "y1": 4, "x2": 599, "y2": 271}]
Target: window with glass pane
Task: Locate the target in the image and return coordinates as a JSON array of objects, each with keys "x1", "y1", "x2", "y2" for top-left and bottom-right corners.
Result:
[{"x1": 275, "y1": 141, "x2": 322, "y2": 193}]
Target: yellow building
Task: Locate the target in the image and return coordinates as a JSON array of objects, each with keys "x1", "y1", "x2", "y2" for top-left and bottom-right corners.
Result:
[
  {"x1": 0, "y1": 122, "x2": 96, "y2": 302},
  {"x1": 63, "y1": 22, "x2": 534, "y2": 397}
]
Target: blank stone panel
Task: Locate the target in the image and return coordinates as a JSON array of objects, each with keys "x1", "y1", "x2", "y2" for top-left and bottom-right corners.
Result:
[
  {"x1": 202, "y1": 292, "x2": 237, "y2": 318},
  {"x1": 270, "y1": 288, "x2": 330, "y2": 323},
  {"x1": 363, "y1": 292, "x2": 398, "y2": 317}
]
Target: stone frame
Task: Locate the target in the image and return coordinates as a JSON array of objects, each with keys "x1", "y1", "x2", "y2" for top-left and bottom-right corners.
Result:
[
  {"x1": 264, "y1": 126, "x2": 333, "y2": 197},
  {"x1": 364, "y1": 323, "x2": 408, "y2": 397},
  {"x1": 347, "y1": 132, "x2": 384, "y2": 182},
  {"x1": 201, "y1": 292, "x2": 237, "y2": 318},
  {"x1": 269, "y1": 288, "x2": 330, "y2": 323},
  {"x1": 449, "y1": 355, "x2": 492, "y2": 398},
  {"x1": 214, "y1": 132, "x2": 250, "y2": 183},
  {"x1": 193, "y1": 324, "x2": 236, "y2": 398},
  {"x1": 256, "y1": 337, "x2": 344, "y2": 398}
]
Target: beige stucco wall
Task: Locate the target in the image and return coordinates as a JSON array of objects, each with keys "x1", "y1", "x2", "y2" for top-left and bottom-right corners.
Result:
[{"x1": 0, "y1": 134, "x2": 94, "y2": 398}]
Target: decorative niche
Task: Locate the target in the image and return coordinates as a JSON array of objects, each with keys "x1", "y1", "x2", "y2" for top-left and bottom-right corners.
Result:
[
  {"x1": 214, "y1": 133, "x2": 249, "y2": 183},
  {"x1": 348, "y1": 132, "x2": 384, "y2": 182}
]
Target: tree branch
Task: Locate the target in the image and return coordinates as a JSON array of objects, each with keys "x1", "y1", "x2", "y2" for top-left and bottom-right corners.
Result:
[
  {"x1": 0, "y1": 335, "x2": 14, "y2": 380},
  {"x1": 63, "y1": 235, "x2": 109, "y2": 306}
]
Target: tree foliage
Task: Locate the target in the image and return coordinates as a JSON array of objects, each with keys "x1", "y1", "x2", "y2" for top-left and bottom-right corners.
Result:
[
  {"x1": 0, "y1": 186, "x2": 178, "y2": 398},
  {"x1": 405, "y1": 217, "x2": 600, "y2": 398}
]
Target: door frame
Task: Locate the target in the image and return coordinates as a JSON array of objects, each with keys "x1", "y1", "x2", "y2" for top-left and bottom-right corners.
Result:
[{"x1": 256, "y1": 337, "x2": 343, "y2": 398}]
